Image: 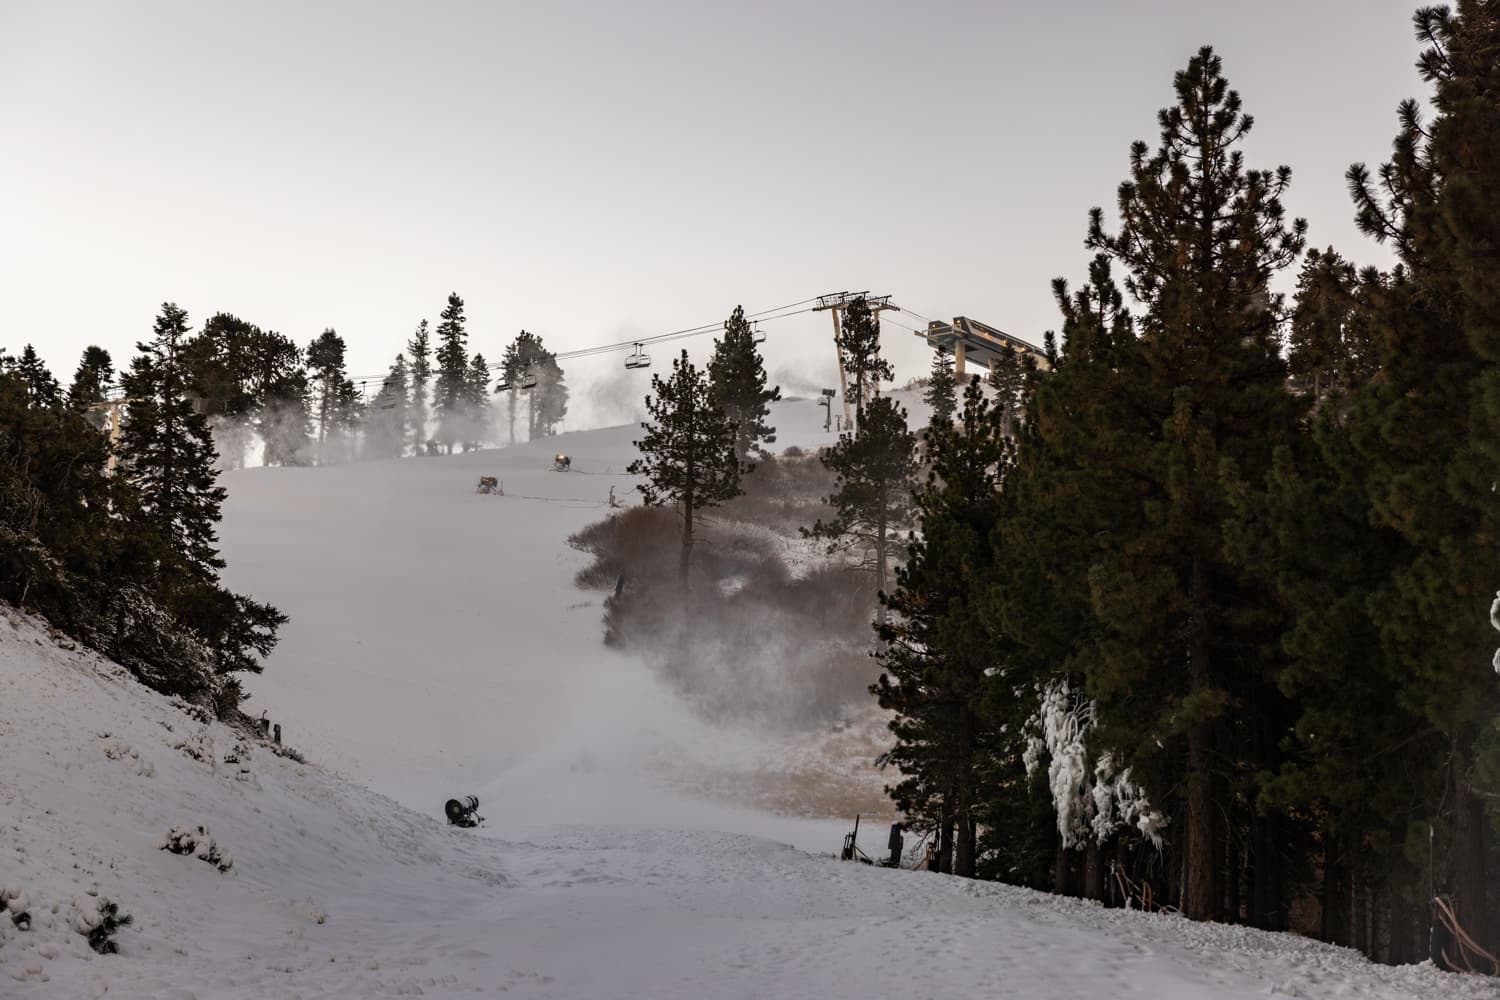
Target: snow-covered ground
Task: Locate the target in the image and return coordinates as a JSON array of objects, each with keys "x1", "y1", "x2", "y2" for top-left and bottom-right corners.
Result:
[{"x1": 2, "y1": 393, "x2": 1488, "y2": 998}]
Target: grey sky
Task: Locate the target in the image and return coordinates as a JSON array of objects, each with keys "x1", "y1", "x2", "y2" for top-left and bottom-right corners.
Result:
[{"x1": 3, "y1": 0, "x2": 1423, "y2": 426}]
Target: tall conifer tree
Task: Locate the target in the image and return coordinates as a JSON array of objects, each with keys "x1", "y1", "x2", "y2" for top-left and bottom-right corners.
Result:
[
  {"x1": 1083, "y1": 47, "x2": 1305, "y2": 921},
  {"x1": 465, "y1": 353, "x2": 492, "y2": 450},
  {"x1": 707, "y1": 305, "x2": 781, "y2": 461},
  {"x1": 366, "y1": 353, "x2": 411, "y2": 460},
  {"x1": 433, "y1": 293, "x2": 469, "y2": 454},
  {"x1": 628, "y1": 350, "x2": 742, "y2": 585},
  {"x1": 69, "y1": 346, "x2": 115, "y2": 430},
  {"x1": 16, "y1": 345, "x2": 60, "y2": 408},
  {"x1": 837, "y1": 296, "x2": 894, "y2": 432},
  {"x1": 118, "y1": 304, "x2": 227, "y2": 585},
  {"x1": 245, "y1": 329, "x2": 310, "y2": 467},
  {"x1": 805, "y1": 395, "x2": 916, "y2": 620},
  {"x1": 923, "y1": 349, "x2": 957, "y2": 426},
  {"x1": 874, "y1": 377, "x2": 1010, "y2": 878},
  {"x1": 306, "y1": 329, "x2": 349, "y2": 461},
  {"x1": 407, "y1": 319, "x2": 432, "y2": 455}
]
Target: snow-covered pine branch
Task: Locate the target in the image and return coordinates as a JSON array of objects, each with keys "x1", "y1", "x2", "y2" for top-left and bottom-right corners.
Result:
[{"x1": 1023, "y1": 678, "x2": 1167, "y2": 849}]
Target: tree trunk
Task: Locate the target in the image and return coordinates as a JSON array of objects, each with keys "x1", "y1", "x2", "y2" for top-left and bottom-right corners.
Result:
[
  {"x1": 1084, "y1": 841, "x2": 1104, "y2": 901},
  {"x1": 1353, "y1": 866, "x2": 1369, "y2": 956},
  {"x1": 954, "y1": 708, "x2": 976, "y2": 878},
  {"x1": 1371, "y1": 883, "x2": 1388, "y2": 963},
  {"x1": 1250, "y1": 810, "x2": 1285, "y2": 931},
  {"x1": 1225, "y1": 827, "x2": 1242, "y2": 923},
  {"x1": 1451, "y1": 736, "x2": 1492, "y2": 952},
  {"x1": 1054, "y1": 844, "x2": 1071, "y2": 897},
  {"x1": 680, "y1": 498, "x2": 694, "y2": 589},
  {"x1": 1184, "y1": 554, "x2": 1219, "y2": 922},
  {"x1": 1185, "y1": 692, "x2": 1218, "y2": 918},
  {"x1": 875, "y1": 481, "x2": 888, "y2": 627},
  {"x1": 1322, "y1": 825, "x2": 1351, "y2": 946},
  {"x1": 937, "y1": 794, "x2": 954, "y2": 875}
]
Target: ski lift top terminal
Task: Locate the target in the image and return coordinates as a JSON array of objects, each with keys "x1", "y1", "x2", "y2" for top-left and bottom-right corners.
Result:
[{"x1": 918, "y1": 317, "x2": 1049, "y2": 377}]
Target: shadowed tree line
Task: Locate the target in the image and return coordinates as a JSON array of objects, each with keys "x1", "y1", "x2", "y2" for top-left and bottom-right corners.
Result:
[{"x1": 872, "y1": 13, "x2": 1500, "y2": 975}]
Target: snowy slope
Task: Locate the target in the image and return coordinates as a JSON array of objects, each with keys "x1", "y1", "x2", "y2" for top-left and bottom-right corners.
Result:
[
  {"x1": 215, "y1": 394, "x2": 904, "y2": 829},
  {"x1": 4, "y1": 392, "x2": 1489, "y2": 998},
  {"x1": 0, "y1": 608, "x2": 1483, "y2": 999}
]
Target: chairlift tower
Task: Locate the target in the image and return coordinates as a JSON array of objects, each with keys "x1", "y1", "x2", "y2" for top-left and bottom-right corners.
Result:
[
  {"x1": 813, "y1": 291, "x2": 899, "y2": 427},
  {"x1": 85, "y1": 396, "x2": 142, "y2": 475}
]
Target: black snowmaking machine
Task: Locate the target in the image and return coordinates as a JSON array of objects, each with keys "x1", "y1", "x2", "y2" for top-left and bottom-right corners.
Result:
[{"x1": 444, "y1": 795, "x2": 483, "y2": 828}]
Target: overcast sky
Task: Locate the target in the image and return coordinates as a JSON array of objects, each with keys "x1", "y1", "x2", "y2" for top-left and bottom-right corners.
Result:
[{"x1": 2, "y1": 0, "x2": 1425, "y2": 427}]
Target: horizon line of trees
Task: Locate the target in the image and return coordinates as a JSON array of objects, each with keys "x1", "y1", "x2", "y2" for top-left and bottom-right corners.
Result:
[{"x1": 52, "y1": 291, "x2": 573, "y2": 471}]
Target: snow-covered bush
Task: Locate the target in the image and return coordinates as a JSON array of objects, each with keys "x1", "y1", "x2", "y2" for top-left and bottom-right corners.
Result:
[
  {"x1": 1, "y1": 884, "x2": 30, "y2": 930},
  {"x1": 159, "y1": 824, "x2": 234, "y2": 872},
  {"x1": 1023, "y1": 678, "x2": 1167, "y2": 850},
  {"x1": 70, "y1": 891, "x2": 131, "y2": 954},
  {"x1": 174, "y1": 728, "x2": 214, "y2": 764},
  {"x1": 1490, "y1": 590, "x2": 1500, "y2": 674},
  {"x1": 169, "y1": 695, "x2": 214, "y2": 726}
]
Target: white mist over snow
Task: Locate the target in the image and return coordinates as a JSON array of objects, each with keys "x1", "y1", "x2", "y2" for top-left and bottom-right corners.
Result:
[{"x1": 0, "y1": 395, "x2": 1483, "y2": 998}]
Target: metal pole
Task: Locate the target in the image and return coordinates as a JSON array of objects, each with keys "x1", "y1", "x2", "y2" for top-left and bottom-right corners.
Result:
[{"x1": 830, "y1": 309, "x2": 852, "y2": 427}]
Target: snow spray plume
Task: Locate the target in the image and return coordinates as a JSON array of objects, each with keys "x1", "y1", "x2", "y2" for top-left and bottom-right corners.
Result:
[
  {"x1": 578, "y1": 364, "x2": 648, "y2": 430},
  {"x1": 569, "y1": 457, "x2": 875, "y2": 731},
  {"x1": 772, "y1": 363, "x2": 831, "y2": 401}
]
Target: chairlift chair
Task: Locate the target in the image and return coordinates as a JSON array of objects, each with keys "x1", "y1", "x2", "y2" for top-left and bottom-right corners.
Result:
[
  {"x1": 752, "y1": 323, "x2": 765, "y2": 345},
  {"x1": 520, "y1": 366, "x2": 538, "y2": 389},
  {"x1": 625, "y1": 343, "x2": 650, "y2": 370}
]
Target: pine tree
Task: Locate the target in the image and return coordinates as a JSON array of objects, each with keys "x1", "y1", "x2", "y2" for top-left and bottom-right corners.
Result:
[
  {"x1": 874, "y1": 377, "x2": 1010, "y2": 878},
  {"x1": 1287, "y1": 248, "x2": 1375, "y2": 405},
  {"x1": 16, "y1": 345, "x2": 60, "y2": 408},
  {"x1": 119, "y1": 305, "x2": 285, "y2": 698},
  {"x1": 499, "y1": 334, "x2": 526, "y2": 444},
  {"x1": 804, "y1": 395, "x2": 916, "y2": 620},
  {"x1": 627, "y1": 350, "x2": 742, "y2": 584},
  {"x1": 328, "y1": 374, "x2": 361, "y2": 464},
  {"x1": 1083, "y1": 47, "x2": 1305, "y2": 922},
  {"x1": 836, "y1": 297, "x2": 894, "y2": 432},
  {"x1": 244, "y1": 329, "x2": 310, "y2": 467},
  {"x1": 433, "y1": 293, "x2": 469, "y2": 454},
  {"x1": 504, "y1": 331, "x2": 566, "y2": 440},
  {"x1": 365, "y1": 353, "x2": 410, "y2": 460},
  {"x1": 984, "y1": 255, "x2": 1153, "y2": 900},
  {"x1": 68, "y1": 346, "x2": 115, "y2": 430},
  {"x1": 68, "y1": 346, "x2": 114, "y2": 409},
  {"x1": 922, "y1": 349, "x2": 957, "y2": 426},
  {"x1": 532, "y1": 352, "x2": 568, "y2": 439},
  {"x1": 407, "y1": 319, "x2": 432, "y2": 455},
  {"x1": 118, "y1": 303, "x2": 226, "y2": 584},
  {"x1": 465, "y1": 353, "x2": 492, "y2": 450},
  {"x1": 305, "y1": 329, "x2": 350, "y2": 463},
  {"x1": 707, "y1": 305, "x2": 781, "y2": 460},
  {"x1": 986, "y1": 344, "x2": 1035, "y2": 439},
  {"x1": 183, "y1": 315, "x2": 264, "y2": 470}
]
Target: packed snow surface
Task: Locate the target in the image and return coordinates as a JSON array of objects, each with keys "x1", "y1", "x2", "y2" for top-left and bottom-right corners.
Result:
[{"x1": 2, "y1": 396, "x2": 1487, "y2": 997}]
